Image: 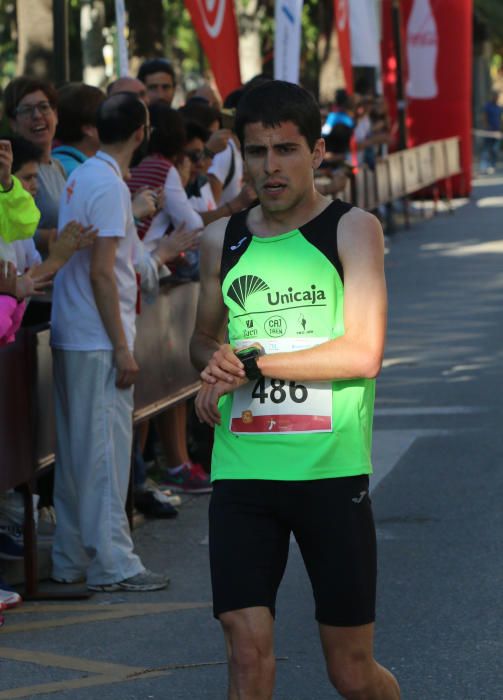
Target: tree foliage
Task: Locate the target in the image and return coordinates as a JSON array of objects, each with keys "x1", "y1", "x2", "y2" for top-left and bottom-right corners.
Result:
[{"x1": 474, "y1": 0, "x2": 503, "y2": 52}]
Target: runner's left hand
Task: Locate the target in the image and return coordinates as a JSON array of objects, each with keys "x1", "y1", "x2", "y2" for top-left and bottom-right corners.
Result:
[{"x1": 200, "y1": 343, "x2": 245, "y2": 385}]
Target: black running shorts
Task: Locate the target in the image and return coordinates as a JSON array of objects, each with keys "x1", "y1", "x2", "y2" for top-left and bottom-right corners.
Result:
[{"x1": 209, "y1": 476, "x2": 376, "y2": 627}]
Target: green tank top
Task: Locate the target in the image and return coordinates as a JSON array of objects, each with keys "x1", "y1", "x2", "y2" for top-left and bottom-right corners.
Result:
[{"x1": 212, "y1": 200, "x2": 375, "y2": 481}]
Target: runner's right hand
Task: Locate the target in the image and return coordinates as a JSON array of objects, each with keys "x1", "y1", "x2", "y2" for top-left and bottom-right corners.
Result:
[{"x1": 195, "y1": 378, "x2": 245, "y2": 427}]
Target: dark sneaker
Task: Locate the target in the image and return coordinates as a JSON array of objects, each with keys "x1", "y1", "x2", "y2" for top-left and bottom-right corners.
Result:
[
  {"x1": 134, "y1": 488, "x2": 178, "y2": 519},
  {"x1": 160, "y1": 463, "x2": 212, "y2": 494},
  {"x1": 88, "y1": 569, "x2": 169, "y2": 592},
  {"x1": 0, "y1": 533, "x2": 24, "y2": 560}
]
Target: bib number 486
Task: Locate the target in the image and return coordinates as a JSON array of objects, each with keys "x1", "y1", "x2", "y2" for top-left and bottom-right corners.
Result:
[{"x1": 251, "y1": 377, "x2": 308, "y2": 405}]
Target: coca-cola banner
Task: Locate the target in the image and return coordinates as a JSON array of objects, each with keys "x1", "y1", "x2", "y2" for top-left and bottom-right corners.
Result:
[
  {"x1": 403, "y1": 0, "x2": 472, "y2": 195},
  {"x1": 274, "y1": 0, "x2": 304, "y2": 84},
  {"x1": 380, "y1": 0, "x2": 399, "y2": 147},
  {"x1": 184, "y1": 0, "x2": 241, "y2": 100},
  {"x1": 334, "y1": 0, "x2": 353, "y2": 93}
]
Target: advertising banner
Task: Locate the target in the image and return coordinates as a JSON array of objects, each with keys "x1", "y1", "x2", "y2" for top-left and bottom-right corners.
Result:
[
  {"x1": 380, "y1": 0, "x2": 400, "y2": 145},
  {"x1": 274, "y1": 0, "x2": 304, "y2": 84},
  {"x1": 349, "y1": 0, "x2": 380, "y2": 68},
  {"x1": 402, "y1": 0, "x2": 472, "y2": 195},
  {"x1": 184, "y1": 0, "x2": 241, "y2": 99},
  {"x1": 114, "y1": 0, "x2": 129, "y2": 77},
  {"x1": 334, "y1": 0, "x2": 353, "y2": 93}
]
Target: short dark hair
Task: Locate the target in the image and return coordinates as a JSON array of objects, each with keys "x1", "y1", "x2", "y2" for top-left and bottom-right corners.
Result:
[
  {"x1": 96, "y1": 93, "x2": 147, "y2": 145},
  {"x1": 178, "y1": 101, "x2": 221, "y2": 131},
  {"x1": 56, "y1": 83, "x2": 105, "y2": 144},
  {"x1": 324, "y1": 123, "x2": 352, "y2": 156},
  {"x1": 184, "y1": 120, "x2": 210, "y2": 145},
  {"x1": 138, "y1": 58, "x2": 176, "y2": 86},
  {"x1": 335, "y1": 88, "x2": 351, "y2": 110},
  {"x1": 235, "y1": 81, "x2": 321, "y2": 151},
  {"x1": 1, "y1": 135, "x2": 43, "y2": 172},
  {"x1": 4, "y1": 77, "x2": 57, "y2": 119},
  {"x1": 223, "y1": 88, "x2": 244, "y2": 110},
  {"x1": 148, "y1": 102, "x2": 186, "y2": 159}
]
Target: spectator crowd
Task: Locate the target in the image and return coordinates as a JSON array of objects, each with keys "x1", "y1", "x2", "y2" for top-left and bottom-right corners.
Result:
[{"x1": 0, "y1": 60, "x2": 391, "y2": 619}]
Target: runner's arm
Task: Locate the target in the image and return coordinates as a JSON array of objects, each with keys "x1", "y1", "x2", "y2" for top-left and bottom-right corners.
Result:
[
  {"x1": 189, "y1": 218, "x2": 230, "y2": 372},
  {"x1": 202, "y1": 208, "x2": 387, "y2": 385},
  {"x1": 257, "y1": 208, "x2": 387, "y2": 381}
]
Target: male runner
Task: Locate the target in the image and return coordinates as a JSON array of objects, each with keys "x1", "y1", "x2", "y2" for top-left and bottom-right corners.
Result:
[{"x1": 190, "y1": 81, "x2": 399, "y2": 700}]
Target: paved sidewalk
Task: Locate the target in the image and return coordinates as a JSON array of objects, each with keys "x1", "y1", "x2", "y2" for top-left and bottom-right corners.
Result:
[{"x1": 1, "y1": 173, "x2": 503, "y2": 699}]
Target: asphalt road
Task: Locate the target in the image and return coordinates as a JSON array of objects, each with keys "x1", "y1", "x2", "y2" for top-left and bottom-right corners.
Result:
[{"x1": 1, "y1": 174, "x2": 503, "y2": 699}]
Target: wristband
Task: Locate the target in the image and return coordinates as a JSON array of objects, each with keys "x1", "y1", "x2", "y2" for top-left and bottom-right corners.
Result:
[{"x1": 235, "y1": 346, "x2": 264, "y2": 381}]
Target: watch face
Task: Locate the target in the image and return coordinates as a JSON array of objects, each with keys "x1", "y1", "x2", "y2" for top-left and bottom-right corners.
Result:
[{"x1": 236, "y1": 347, "x2": 259, "y2": 361}]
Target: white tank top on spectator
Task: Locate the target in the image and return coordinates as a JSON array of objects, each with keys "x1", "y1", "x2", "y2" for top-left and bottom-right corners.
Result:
[
  {"x1": 208, "y1": 139, "x2": 243, "y2": 205},
  {"x1": 142, "y1": 166, "x2": 203, "y2": 252},
  {"x1": 189, "y1": 180, "x2": 216, "y2": 214},
  {"x1": 51, "y1": 151, "x2": 138, "y2": 352}
]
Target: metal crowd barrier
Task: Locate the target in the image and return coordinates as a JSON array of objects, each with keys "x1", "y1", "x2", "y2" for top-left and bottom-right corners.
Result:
[
  {"x1": 0, "y1": 280, "x2": 200, "y2": 597},
  {"x1": 338, "y1": 137, "x2": 462, "y2": 212}
]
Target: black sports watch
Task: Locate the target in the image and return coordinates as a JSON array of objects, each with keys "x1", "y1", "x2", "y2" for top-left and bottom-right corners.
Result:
[{"x1": 235, "y1": 346, "x2": 264, "y2": 381}]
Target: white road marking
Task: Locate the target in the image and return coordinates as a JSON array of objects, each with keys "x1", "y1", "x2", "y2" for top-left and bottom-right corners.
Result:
[
  {"x1": 374, "y1": 406, "x2": 484, "y2": 417},
  {"x1": 371, "y1": 428, "x2": 451, "y2": 492}
]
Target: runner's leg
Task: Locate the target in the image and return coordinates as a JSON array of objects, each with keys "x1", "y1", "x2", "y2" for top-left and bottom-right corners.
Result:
[
  {"x1": 319, "y1": 622, "x2": 400, "y2": 699},
  {"x1": 220, "y1": 606, "x2": 275, "y2": 700}
]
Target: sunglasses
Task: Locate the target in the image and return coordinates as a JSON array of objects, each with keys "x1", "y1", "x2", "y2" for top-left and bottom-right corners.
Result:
[{"x1": 185, "y1": 149, "x2": 205, "y2": 164}]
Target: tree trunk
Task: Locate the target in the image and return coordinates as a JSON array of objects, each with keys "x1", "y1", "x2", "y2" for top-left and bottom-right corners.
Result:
[
  {"x1": 318, "y1": 2, "x2": 344, "y2": 104},
  {"x1": 127, "y1": 0, "x2": 164, "y2": 60},
  {"x1": 80, "y1": 0, "x2": 106, "y2": 87},
  {"x1": 16, "y1": 0, "x2": 53, "y2": 78},
  {"x1": 318, "y1": 30, "x2": 344, "y2": 103},
  {"x1": 236, "y1": 0, "x2": 264, "y2": 83}
]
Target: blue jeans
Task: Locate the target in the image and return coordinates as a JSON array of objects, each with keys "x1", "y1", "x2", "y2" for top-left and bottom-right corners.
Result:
[{"x1": 481, "y1": 137, "x2": 500, "y2": 170}]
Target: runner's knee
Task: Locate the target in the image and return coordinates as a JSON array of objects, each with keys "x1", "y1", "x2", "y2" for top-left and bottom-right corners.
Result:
[
  {"x1": 326, "y1": 651, "x2": 376, "y2": 699},
  {"x1": 220, "y1": 610, "x2": 274, "y2": 671}
]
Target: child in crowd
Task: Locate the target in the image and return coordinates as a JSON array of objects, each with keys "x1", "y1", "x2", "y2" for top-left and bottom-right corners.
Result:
[{"x1": 0, "y1": 137, "x2": 97, "y2": 346}]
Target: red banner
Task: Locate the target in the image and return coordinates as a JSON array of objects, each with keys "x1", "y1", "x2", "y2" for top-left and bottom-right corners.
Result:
[
  {"x1": 402, "y1": 0, "x2": 472, "y2": 195},
  {"x1": 380, "y1": 0, "x2": 401, "y2": 150},
  {"x1": 184, "y1": 0, "x2": 241, "y2": 100},
  {"x1": 334, "y1": 0, "x2": 353, "y2": 93}
]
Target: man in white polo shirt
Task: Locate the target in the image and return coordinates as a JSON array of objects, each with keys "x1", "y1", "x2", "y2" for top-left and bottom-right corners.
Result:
[{"x1": 50, "y1": 93, "x2": 168, "y2": 592}]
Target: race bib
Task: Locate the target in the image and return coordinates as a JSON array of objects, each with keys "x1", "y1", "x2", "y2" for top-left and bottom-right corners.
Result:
[{"x1": 230, "y1": 338, "x2": 332, "y2": 435}]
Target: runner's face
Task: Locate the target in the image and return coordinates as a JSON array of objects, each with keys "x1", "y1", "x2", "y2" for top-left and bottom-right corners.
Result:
[{"x1": 243, "y1": 121, "x2": 324, "y2": 212}]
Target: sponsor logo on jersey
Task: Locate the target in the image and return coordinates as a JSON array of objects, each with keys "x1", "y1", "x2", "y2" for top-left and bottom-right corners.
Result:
[
  {"x1": 267, "y1": 285, "x2": 326, "y2": 307},
  {"x1": 228, "y1": 275, "x2": 327, "y2": 314},
  {"x1": 265, "y1": 316, "x2": 287, "y2": 337},
  {"x1": 227, "y1": 275, "x2": 270, "y2": 311}
]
